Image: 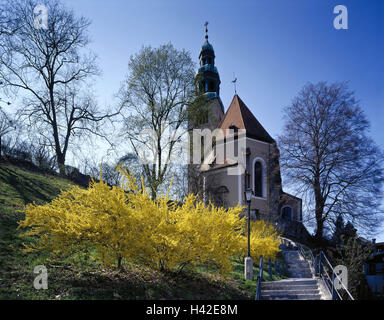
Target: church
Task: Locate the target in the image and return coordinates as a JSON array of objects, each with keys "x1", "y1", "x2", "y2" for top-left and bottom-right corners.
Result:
[{"x1": 189, "y1": 27, "x2": 307, "y2": 237}]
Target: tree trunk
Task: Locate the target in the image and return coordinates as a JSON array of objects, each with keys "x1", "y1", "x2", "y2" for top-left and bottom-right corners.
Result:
[
  {"x1": 57, "y1": 152, "x2": 66, "y2": 175},
  {"x1": 117, "y1": 255, "x2": 123, "y2": 270},
  {"x1": 314, "y1": 218, "x2": 324, "y2": 242},
  {"x1": 150, "y1": 184, "x2": 157, "y2": 200},
  {"x1": 313, "y1": 175, "x2": 325, "y2": 241}
]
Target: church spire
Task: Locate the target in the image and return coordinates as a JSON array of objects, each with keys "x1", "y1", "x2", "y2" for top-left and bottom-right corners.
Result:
[
  {"x1": 204, "y1": 21, "x2": 209, "y2": 41},
  {"x1": 197, "y1": 22, "x2": 221, "y2": 99}
]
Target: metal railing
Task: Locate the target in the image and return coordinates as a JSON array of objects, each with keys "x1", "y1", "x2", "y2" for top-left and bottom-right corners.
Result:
[
  {"x1": 297, "y1": 243, "x2": 354, "y2": 300},
  {"x1": 255, "y1": 255, "x2": 263, "y2": 300},
  {"x1": 267, "y1": 257, "x2": 288, "y2": 279},
  {"x1": 255, "y1": 254, "x2": 288, "y2": 300},
  {"x1": 297, "y1": 243, "x2": 316, "y2": 275},
  {"x1": 317, "y1": 251, "x2": 354, "y2": 300}
]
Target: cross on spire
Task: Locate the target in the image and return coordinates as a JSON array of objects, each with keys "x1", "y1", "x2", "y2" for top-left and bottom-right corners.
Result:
[
  {"x1": 204, "y1": 21, "x2": 209, "y2": 40},
  {"x1": 232, "y1": 73, "x2": 237, "y2": 94}
]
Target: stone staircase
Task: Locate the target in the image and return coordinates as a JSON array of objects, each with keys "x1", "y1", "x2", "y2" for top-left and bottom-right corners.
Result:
[
  {"x1": 284, "y1": 250, "x2": 313, "y2": 278},
  {"x1": 260, "y1": 278, "x2": 322, "y2": 300},
  {"x1": 258, "y1": 239, "x2": 328, "y2": 300}
]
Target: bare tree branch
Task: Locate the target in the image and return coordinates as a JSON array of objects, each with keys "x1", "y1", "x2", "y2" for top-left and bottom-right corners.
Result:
[
  {"x1": 278, "y1": 82, "x2": 384, "y2": 240},
  {"x1": 0, "y1": 0, "x2": 118, "y2": 174}
]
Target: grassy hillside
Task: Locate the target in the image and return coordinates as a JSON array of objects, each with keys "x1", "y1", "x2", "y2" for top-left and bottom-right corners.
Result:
[
  {"x1": 0, "y1": 161, "x2": 285, "y2": 300},
  {"x1": 0, "y1": 162, "x2": 77, "y2": 299},
  {"x1": 0, "y1": 162, "x2": 75, "y2": 216}
]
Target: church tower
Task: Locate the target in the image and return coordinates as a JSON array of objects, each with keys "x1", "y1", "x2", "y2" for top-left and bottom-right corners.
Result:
[
  {"x1": 195, "y1": 22, "x2": 224, "y2": 129},
  {"x1": 188, "y1": 23, "x2": 224, "y2": 196},
  {"x1": 198, "y1": 24, "x2": 221, "y2": 99}
]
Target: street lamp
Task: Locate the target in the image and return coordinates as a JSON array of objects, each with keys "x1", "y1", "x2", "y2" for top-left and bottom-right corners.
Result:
[
  {"x1": 244, "y1": 188, "x2": 252, "y2": 256},
  {"x1": 244, "y1": 187, "x2": 253, "y2": 280}
]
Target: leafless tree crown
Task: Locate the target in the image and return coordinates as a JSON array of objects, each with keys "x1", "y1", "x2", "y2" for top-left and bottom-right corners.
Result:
[
  {"x1": 0, "y1": 0, "x2": 118, "y2": 173},
  {"x1": 278, "y1": 82, "x2": 384, "y2": 239}
]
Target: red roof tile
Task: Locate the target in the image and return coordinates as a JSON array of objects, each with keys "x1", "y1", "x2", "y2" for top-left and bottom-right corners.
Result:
[{"x1": 219, "y1": 94, "x2": 274, "y2": 143}]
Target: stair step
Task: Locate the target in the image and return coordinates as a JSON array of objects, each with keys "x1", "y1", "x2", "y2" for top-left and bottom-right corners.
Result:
[
  {"x1": 261, "y1": 281, "x2": 318, "y2": 289},
  {"x1": 261, "y1": 294, "x2": 322, "y2": 300},
  {"x1": 261, "y1": 279, "x2": 317, "y2": 286},
  {"x1": 261, "y1": 279, "x2": 317, "y2": 284},
  {"x1": 261, "y1": 286, "x2": 319, "y2": 291},
  {"x1": 259, "y1": 240, "x2": 325, "y2": 300},
  {"x1": 261, "y1": 289, "x2": 320, "y2": 295}
]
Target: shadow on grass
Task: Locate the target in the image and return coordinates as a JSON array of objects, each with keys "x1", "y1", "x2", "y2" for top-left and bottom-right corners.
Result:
[
  {"x1": 1, "y1": 259, "x2": 252, "y2": 300},
  {"x1": 0, "y1": 166, "x2": 58, "y2": 206}
]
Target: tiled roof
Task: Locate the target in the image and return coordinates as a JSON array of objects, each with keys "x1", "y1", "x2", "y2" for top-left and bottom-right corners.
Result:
[{"x1": 219, "y1": 94, "x2": 274, "y2": 143}]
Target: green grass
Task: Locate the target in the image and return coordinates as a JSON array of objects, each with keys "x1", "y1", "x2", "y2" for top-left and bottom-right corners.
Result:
[
  {"x1": 0, "y1": 163, "x2": 74, "y2": 214},
  {"x1": 0, "y1": 162, "x2": 77, "y2": 299},
  {"x1": 0, "y1": 161, "x2": 286, "y2": 300}
]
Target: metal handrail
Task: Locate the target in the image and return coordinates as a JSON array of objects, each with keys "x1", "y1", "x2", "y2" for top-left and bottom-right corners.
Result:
[
  {"x1": 297, "y1": 242, "x2": 354, "y2": 300},
  {"x1": 297, "y1": 243, "x2": 316, "y2": 273},
  {"x1": 318, "y1": 251, "x2": 354, "y2": 300},
  {"x1": 255, "y1": 255, "x2": 263, "y2": 300}
]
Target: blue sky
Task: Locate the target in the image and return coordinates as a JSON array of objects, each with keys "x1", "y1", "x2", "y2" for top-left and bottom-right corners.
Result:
[
  {"x1": 63, "y1": 0, "x2": 383, "y2": 147},
  {"x1": 61, "y1": 0, "x2": 383, "y2": 239}
]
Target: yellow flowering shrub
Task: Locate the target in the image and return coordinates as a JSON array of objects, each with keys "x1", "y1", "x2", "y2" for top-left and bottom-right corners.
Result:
[
  {"x1": 18, "y1": 168, "x2": 280, "y2": 274},
  {"x1": 246, "y1": 220, "x2": 281, "y2": 261}
]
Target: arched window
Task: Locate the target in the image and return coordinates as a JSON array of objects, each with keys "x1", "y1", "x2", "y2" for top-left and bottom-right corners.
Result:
[
  {"x1": 282, "y1": 206, "x2": 292, "y2": 221},
  {"x1": 254, "y1": 161, "x2": 263, "y2": 197},
  {"x1": 229, "y1": 125, "x2": 238, "y2": 157}
]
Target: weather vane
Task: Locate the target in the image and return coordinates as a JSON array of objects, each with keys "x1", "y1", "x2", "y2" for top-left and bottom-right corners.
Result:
[
  {"x1": 232, "y1": 73, "x2": 237, "y2": 94},
  {"x1": 204, "y1": 21, "x2": 209, "y2": 40}
]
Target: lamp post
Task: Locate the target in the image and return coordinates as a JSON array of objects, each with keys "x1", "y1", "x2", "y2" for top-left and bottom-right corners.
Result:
[
  {"x1": 245, "y1": 188, "x2": 252, "y2": 256},
  {"x1": 244, "y1": 187, "x2": 253, "y2": 280}
]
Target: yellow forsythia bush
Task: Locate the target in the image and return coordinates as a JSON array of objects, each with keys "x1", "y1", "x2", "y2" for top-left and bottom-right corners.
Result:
[
  {"x1": 246, "y1": 220, "x2": 281, "y2": 261},
  {"x1": 18, "y1": 168, "x2": 280, "y2": 274}
]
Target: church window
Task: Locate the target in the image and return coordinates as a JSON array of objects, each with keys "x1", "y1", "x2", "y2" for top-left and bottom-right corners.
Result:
[
  {"x1": 228, "y1": 125, "x2": 238, "y2": 157},
  {"x1": 208, "y1": 81, "x2": 215, "y2": 92},
  {"x1": 245, "y1": 148, "x2": 251, "y2": 188},
  {"x1": 282, "y1": 206, "x2": 292, "y2": 221},
  {"x1": 254, "y1": 161, "x2": 263, "y2": 197},
  {"x1": 229, "y1": 125, "x2": 238, "y2": 133}
]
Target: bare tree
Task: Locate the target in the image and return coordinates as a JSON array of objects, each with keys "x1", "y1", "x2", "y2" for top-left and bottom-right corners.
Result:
[
  {"x1": 99, "y1": 163, "x2": 121, "y2": 186},
  {"x1": 278, "y1": 82, "x2": 384, "y2": 241},
  {"x1": 118, "y1": 43, "x2": 203, "y2": 198},
  {"x1": 0, "y1": 0, "x2": 117, "y2": 174},
  {"x1": 29, "y1": 137, "x2": 56, "y2": 170},
  {"x1": 0, "y1": 104, "x2": 15, "y2": 159},
  {"x1": 117, "y1": 153, "x2": 144, "y2": 181}
]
